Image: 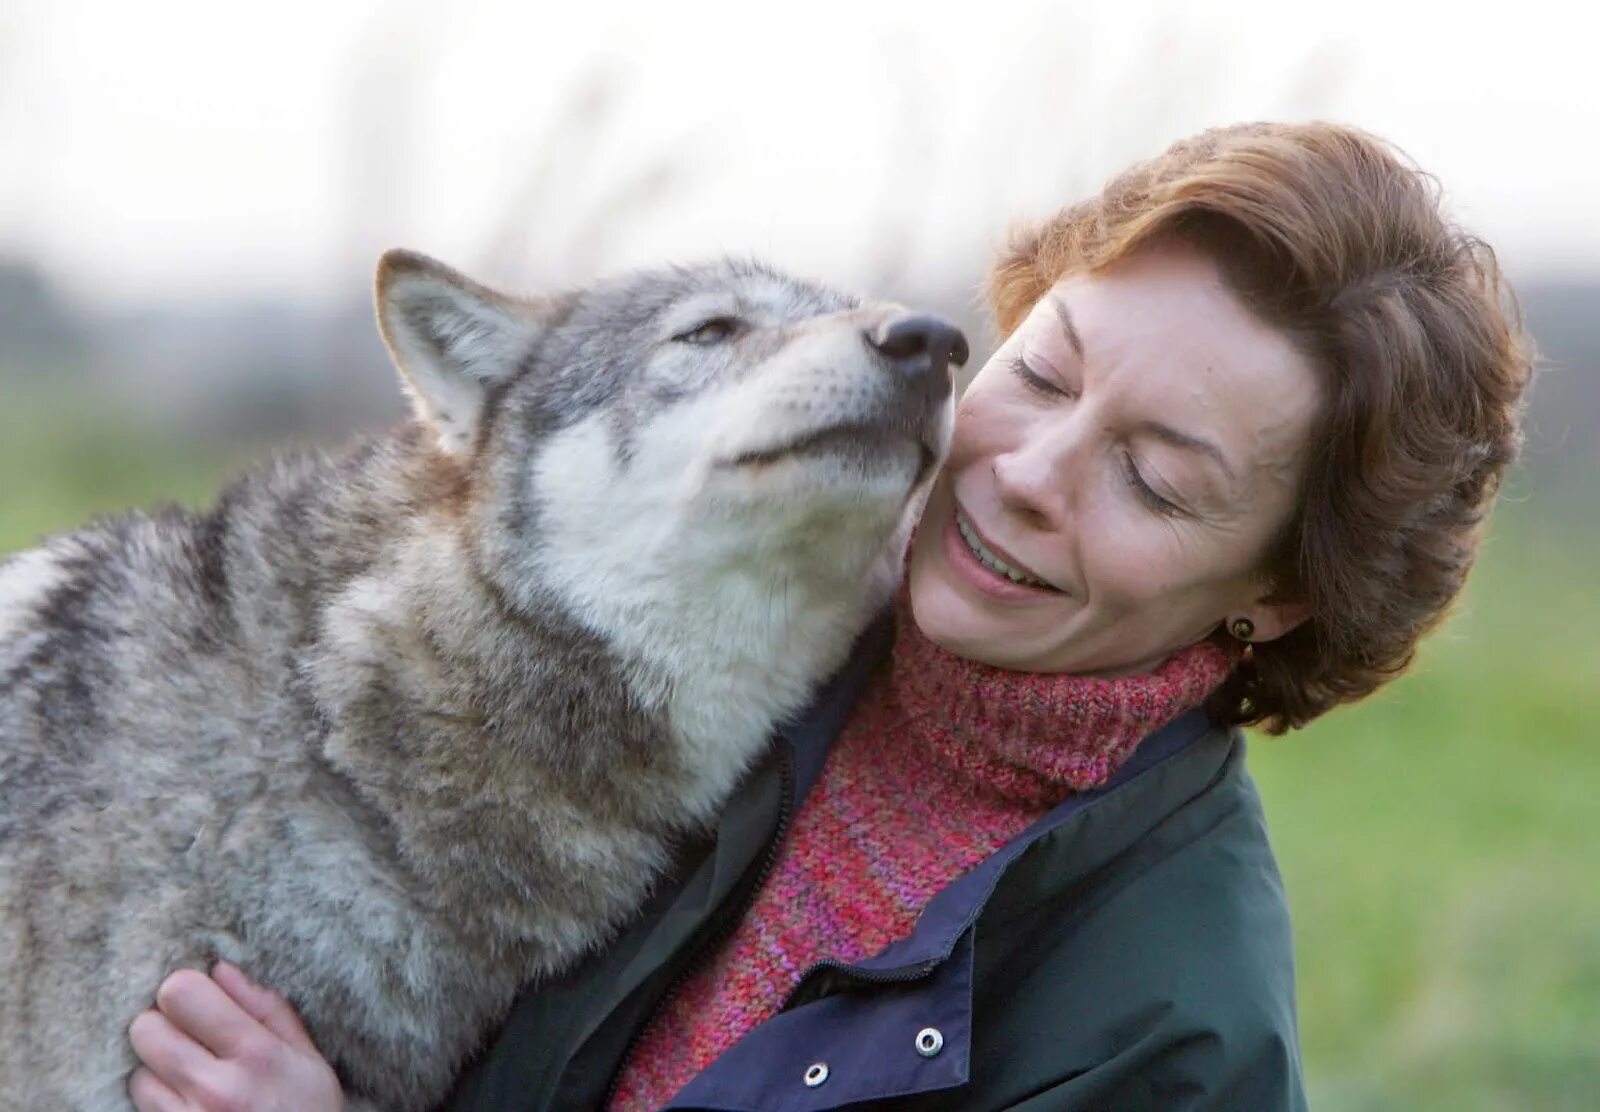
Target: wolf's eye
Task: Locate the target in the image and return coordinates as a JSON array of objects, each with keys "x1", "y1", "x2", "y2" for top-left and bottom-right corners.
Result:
[{"x1": 673, "y1": 317, "x2": 741, "y2": 345}]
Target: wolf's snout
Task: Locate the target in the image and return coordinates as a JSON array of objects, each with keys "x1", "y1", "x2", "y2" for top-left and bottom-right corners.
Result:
[{"x1": 866, "y1": 314, "x2": 968, "y2": 399}]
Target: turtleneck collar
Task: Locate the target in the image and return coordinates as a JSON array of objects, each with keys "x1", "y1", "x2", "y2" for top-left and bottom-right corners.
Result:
[{"x1": 884, "y1": 594, "x2": 1240, "y2": 806}]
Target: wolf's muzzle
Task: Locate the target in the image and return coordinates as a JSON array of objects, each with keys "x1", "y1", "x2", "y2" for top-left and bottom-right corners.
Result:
[
  {"x1": 866, "y1": 314, "x2": 969, "y2": 406},
  {"x1": 867, "y1": 312, "x2": 964, "y2": 482}
]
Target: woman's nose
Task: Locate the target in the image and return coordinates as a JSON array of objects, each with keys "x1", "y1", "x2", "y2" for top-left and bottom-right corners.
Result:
[{"x1": 992, "y1": 435, "x2": 1077, "y2": 535}]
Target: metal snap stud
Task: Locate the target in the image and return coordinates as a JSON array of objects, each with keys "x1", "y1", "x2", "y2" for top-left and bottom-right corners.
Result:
[
  {"x1": 915, "y1": 1026, "x2": 944, "y2": 1057},
  {"x1": 803, "y1": 1062, "x2": 830, "y2": 1087}
]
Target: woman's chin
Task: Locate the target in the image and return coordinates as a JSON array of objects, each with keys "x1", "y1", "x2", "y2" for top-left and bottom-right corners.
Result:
[{"x1": 908, "y1": 562, "x2": 1038, "y2": 669}]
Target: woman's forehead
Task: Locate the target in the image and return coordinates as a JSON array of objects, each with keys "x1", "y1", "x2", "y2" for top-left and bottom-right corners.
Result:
[{"x1": 1036, "y1": 248, "x2": 1254, "y2": 346}]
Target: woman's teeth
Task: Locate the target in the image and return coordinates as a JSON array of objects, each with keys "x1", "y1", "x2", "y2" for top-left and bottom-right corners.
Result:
[{"x1": 956, "y1": 512, "x2": 1052, "y2": 589}]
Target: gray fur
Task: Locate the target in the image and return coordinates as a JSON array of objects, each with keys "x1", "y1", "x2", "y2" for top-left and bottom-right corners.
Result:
[{"x1": 0, "y1": 252, "x2": 955, "y2": 1110}]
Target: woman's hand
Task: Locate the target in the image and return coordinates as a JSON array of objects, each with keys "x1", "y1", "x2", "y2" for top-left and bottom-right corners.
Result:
[{"x1": 128, "y1": 960, "x2": 344, "y2": 1112}]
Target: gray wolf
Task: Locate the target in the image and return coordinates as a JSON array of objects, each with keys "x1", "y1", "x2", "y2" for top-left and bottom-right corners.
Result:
[{"x1": 0, "y1": 250, "x2": 962, "y2": 1110}]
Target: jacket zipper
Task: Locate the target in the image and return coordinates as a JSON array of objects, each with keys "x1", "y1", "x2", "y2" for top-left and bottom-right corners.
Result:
[
  {"x1": 777, "y1": 954, "x2": 939, "y2": 1012},
  {"x1": 599, "y1": 744, "x2": 797, "y2": 1110}
]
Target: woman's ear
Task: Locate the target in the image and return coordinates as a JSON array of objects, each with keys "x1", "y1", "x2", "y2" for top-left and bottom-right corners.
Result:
[{"x1": 1233, "y1": 589, "x2": 1313, "y2": 644}]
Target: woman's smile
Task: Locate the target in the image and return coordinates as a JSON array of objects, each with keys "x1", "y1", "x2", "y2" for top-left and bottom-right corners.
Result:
[{"x1": 943, "y1": 501, "x2": 1063, "y2": 598}]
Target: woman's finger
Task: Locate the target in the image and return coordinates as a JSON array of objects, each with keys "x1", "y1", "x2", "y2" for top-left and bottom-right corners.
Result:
[
  {"x1": 153, "y1": 967, "x2": 266, "y2": 1060},
  {"x1": 128, "y1": 1006, "x2": 214, "y2": 1090},
  {"x1": 127, "y1": 1064, "x2": 190, "y2": 1112},
  {"x1": 211, "y1": 960, "x2": 317, "y2": 1053}
]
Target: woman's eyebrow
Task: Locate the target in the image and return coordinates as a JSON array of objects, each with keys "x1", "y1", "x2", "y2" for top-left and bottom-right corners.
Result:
[
  {"x1": 1139, "y1": 420, "x2": 1237, "y2": 483},
  {"x1": 1046, "y1": 297, "x2": 1085, "y2": 362}
]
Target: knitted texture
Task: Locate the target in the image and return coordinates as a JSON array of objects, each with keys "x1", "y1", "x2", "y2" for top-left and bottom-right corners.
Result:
[{"x1": 607, "y1": 604, "x2": 1237, "y2": 1110}]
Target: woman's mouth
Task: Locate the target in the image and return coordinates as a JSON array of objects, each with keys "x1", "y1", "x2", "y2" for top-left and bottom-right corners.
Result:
[{"x1": 943, "y1": 505, "x2": 1063, "y2": 598}]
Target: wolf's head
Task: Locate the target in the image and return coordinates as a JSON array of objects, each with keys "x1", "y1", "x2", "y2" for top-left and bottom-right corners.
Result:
[{"x1": 374, "y1": 250, "x2": 959, "y2": 696}]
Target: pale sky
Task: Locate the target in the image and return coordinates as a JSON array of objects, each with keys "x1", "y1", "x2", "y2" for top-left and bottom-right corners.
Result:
[{"x1": 2, "y1": 0, "x2": 1598, "y2": 306}]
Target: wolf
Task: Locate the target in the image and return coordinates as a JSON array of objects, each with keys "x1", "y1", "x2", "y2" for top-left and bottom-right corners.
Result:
[{"x1": 0, "y1": 249, "x2": 963, "y2": 1110}]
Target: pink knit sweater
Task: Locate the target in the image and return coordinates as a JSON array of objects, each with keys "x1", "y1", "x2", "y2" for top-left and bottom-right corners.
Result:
[{"x1": 608, "y1": 606, "x2": 1236, "y2": 1109}]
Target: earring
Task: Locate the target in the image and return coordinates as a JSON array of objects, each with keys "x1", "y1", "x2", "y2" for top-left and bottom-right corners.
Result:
[{"x1": 1229, "y1": 617, "x2": 1255, "y2": 642}]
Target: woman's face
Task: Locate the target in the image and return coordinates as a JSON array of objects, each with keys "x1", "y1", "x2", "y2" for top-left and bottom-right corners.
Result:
[{"x1": 907, "y1": 239, "x2": 1321, "y2": 675}]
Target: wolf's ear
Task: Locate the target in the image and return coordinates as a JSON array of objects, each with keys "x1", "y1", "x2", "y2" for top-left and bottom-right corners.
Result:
[{"x1": 375, "y1": 249, "x2": 548, "y2": 456}]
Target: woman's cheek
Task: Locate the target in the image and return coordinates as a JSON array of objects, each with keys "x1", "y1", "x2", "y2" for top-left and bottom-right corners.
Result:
[
  {"x1": 951, "y1": 401, "x2": 1004, "y2": 456},
  {"x1": 1082, "y1": 500, "x2": 1186, "y2": 608}
]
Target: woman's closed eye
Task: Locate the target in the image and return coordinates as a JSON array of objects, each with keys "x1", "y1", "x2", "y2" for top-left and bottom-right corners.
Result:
[
  {"x1": 1121, "y1": 452, "x2": 1183, "y2": 517},
  {"x1": 1008, "y1": 355, "x2": 1075, "y2": 399}
]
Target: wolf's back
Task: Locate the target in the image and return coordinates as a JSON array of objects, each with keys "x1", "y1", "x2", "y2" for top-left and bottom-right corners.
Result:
[
  {"x1": 0, "y1": 442, "x2": 418, "y2": 1108},
  {"x1": 0, "y1": 502, "x2": 280, "y2": 1107},
  {"x1": 0, "y1": 429, "x2": 565, "y2": 1111}
]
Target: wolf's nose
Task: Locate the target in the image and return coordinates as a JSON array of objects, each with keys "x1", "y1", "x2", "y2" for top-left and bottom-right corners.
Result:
[{"x1": 867, "y1": 314, "x2": 970, "y2": 379}]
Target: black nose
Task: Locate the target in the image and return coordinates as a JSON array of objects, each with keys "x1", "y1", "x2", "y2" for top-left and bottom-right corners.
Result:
[{"x1": 867, "y1": 314, "x2": 970, "y2": 378}]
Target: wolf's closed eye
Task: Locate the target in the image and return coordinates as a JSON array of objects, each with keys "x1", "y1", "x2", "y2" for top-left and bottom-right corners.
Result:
[{"x1": 674, "y1": 317, "x2": 742, "y2": 345}]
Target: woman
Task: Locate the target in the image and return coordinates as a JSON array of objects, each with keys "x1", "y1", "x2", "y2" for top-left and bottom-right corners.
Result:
[{"x1": 126, "y1": 121, "x2": 1532, "y2": 1110}]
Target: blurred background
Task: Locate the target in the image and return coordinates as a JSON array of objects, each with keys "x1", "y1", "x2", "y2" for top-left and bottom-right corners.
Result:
[{"x1": 1, "y1": 0, "x2": 1594, "y2": 1106}]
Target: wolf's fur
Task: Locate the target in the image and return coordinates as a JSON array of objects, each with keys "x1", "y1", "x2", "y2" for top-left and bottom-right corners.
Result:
[{"x1": 0, "y1": 252, "x2": 954, "y2": 1110}]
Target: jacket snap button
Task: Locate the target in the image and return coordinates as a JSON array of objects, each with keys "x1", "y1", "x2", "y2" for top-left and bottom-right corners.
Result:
[
  {"x1": 803, "y1": 1062, "x2": 830, "y2": 1087},
  {"x1": 915, "y1": 1027, "x2": 944, "y2": 1057}
]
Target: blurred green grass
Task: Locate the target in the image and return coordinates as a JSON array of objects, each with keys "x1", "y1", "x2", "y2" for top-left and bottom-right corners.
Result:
[
  {"x1": 2, "y1": 390, "x2": 1594, "y2": 1108},
  {"x1": 1, "y1": 388, "x2": 270, "y2": 548},
  {"x1": 1251, "y1": 504, "x2": 1600, "y2": 1110}
]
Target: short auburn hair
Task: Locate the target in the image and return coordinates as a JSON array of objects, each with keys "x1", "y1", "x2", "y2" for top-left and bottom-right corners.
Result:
[{"x1": 989, "y1": 121, "x2": 1533, "y2": 732}]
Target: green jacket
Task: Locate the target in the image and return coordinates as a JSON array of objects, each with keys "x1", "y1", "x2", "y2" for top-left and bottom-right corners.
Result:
[{"x1": 441, "y1": 616, "x2": 1306, "y2": 1110}]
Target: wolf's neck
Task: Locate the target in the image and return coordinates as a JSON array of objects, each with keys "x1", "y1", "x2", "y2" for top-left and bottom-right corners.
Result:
[
  {"x1": 667, "y1": 575, "x2": 890, "y2": 812},
  {"x1": 297, "y1": 424, "x2": 905, "y2": 833},
  {"x1": 210, "y1": 425, "x2": 463, "y2": 624},
  {"x1": 534, "y1": 519, "x2": 905, "y2": 823}
]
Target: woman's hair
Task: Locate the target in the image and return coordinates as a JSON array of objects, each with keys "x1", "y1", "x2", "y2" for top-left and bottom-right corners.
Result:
[{"x1": 989, "y1": 121, "x2": 1533, "y2": 732}]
